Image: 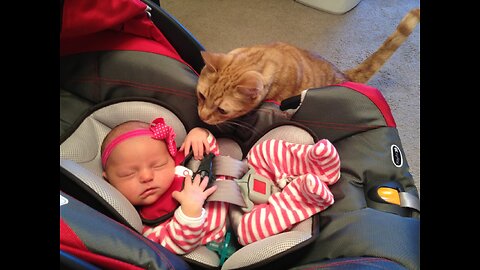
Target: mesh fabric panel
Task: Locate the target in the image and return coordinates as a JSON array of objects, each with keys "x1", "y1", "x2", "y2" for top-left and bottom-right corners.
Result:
[
  {"x1": 60, "y1": 158, "x2": 144, "y2": 233},
  {"x1": 182, "y1": 246, "x2": 220, "y2": 267},
  {"x1": 253, "y1": 125, "x2": 315, "y2": 147},
  {"x1": 222, "y1": 230, "x2": 312, "y2": 270}
]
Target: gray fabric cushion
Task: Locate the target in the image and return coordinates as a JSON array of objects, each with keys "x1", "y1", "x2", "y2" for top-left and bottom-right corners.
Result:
[{"x1": 60, "y1": 158, "x2": 144, "y2": 233}]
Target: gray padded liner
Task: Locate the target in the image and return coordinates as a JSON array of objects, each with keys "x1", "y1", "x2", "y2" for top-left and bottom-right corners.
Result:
[
  {"x1": 60, "y1": 101, "x2": 318, "y2": 268},
  {"x1": 183, "y1": 246, "x2": 221, "y2": 267},
  {"x1": 252, "y1": 125, "x2": 315, "y2": 147},
  {"x1": 217, "y1": 138, "x2": 244, "y2": 160},
  {"x1": 223, "y1": 226, "x2": 312, "y2": 270},
  {"x1": 60, "y1": 158, "x2": 144, "y2": 233}
]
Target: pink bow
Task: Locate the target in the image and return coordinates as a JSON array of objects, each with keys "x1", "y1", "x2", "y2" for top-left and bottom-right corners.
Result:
[{"x1": 150, "y1": 117, "x2": 177, "y2": 158}]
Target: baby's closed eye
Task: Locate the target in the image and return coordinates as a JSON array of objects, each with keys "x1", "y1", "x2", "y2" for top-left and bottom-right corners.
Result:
[
  {"x1": 117, "y1": 170, "x2": 136, "y2": 178},
  {"x1": 152, "y1": 160, "x2": 168, "y2": 170}
]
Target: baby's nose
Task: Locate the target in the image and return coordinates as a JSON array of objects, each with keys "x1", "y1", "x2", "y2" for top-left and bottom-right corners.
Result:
[{"x1": 139, "y1": 168, "x2": 154, "y2": 183}]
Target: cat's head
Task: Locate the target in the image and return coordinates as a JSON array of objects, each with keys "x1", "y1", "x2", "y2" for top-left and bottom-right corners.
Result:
[{"x1": 196, "y1": 51, "x2": 266, "y2": 125}]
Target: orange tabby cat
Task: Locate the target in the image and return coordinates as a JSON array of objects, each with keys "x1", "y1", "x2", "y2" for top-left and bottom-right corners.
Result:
[{"x1": 196, "y1": 8, "x2": 420, "y2": 125}]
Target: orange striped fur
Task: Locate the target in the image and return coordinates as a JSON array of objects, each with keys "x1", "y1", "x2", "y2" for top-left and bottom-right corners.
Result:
[{"x1": 196, "y1": 8, "x2": 420, "y2": 125}]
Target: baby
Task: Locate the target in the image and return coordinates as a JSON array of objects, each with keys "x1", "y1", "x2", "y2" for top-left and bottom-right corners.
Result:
[
  {"x1": 101, "y1": 117, "x2": 228, "y2": 255},
  {"x1": 101, "y1": 116, "x2": 340, "y2": 252}
]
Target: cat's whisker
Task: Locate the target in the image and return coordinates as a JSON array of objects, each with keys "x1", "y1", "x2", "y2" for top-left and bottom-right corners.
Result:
[
  {"x1": 213, "y1": 123, "x2": 227, "y2": 133},
  {"x1": 224, "y1": 120, "x2": 259, "y2": 135}
]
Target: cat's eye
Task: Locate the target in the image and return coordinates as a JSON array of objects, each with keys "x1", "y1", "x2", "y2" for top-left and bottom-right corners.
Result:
[
  {"x1": 217, "y1": 107, "x2": 227, "y2": 115},
  {"x1": 198, "y1": 93, "x2": 205, "y2": 101}
]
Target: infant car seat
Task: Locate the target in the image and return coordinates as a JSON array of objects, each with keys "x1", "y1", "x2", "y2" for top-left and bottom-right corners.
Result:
[{"x1": 60, "y1": 0, "x2": 420, "y2": 269}]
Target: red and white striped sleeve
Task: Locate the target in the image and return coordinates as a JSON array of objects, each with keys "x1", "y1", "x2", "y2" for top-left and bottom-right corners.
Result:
[{"x1": 143, "y1": 207, "x2": 207, "y2": 254}]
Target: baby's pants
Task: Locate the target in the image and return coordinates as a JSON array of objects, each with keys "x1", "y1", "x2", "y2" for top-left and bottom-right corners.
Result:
[{"x1": 236, "y1": 139, "x2": 341, "y2": 245}]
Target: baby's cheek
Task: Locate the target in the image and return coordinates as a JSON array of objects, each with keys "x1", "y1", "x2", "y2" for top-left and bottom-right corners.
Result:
[
  {"x1": 123, "y1": 189, "x2": 142, "y2": 205},
  {"x1": 155, "y1": 173, "x2": 176, "y2": 191}
]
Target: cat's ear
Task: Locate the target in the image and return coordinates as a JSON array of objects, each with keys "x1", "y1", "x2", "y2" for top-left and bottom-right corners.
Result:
[
  {"x1": 201, "y1": 51, "x2": 225, "y2": 73},
  {"x1": 237, "y1": 71, "x2": 264, "y2": 99}
]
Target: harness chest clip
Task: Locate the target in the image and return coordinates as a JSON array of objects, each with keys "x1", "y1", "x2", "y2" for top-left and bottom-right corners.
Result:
[{"x1": 235, "y1": 167, "x2": 280, "y2": 212}]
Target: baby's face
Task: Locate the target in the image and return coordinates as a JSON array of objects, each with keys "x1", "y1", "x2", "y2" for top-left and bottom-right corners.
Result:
[{"x1": 103, "y1": 135, "x2": 175, "y2": 206}]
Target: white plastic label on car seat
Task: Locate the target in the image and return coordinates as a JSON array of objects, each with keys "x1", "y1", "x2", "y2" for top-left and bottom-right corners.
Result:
[
  {"x1": 60, "y1": 195, "x2": 69, "y2": 206},
  {"x1": 390, "y1": 145, "x2": 403, "y2": 168},
  {"x1": 175, "y1": 165, "x2": 193, "y2": 177}
]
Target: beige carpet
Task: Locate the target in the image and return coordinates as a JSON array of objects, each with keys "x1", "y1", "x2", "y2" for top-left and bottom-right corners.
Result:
[{"x1": 161, "y1": 0, "x2": 421, "y2": 194}]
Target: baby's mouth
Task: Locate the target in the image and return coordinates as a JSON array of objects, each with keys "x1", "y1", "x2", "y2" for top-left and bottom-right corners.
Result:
[{"x1": 141, "y1": 187, "x2": 158, "y2": 197}]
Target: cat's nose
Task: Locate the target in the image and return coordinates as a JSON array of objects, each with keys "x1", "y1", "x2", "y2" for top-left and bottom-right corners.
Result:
[
  {"x1": 198, "y1": 108, "x2": 213, "y2": 124},
  {"x1": 201, "y1": 117, "x2": 219, "y2": 125},
  {"x1": 202, "y1": 118, "x2": 215, "y2": 125},
  {"x1": 199, "y1": 114, "x2": 209, "y2": 124}
]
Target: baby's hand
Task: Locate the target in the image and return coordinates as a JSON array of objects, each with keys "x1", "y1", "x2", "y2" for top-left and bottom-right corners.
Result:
[
  {"x1": 171, "y1": 174, "x2": 217, "y2": 218},
  {"x1": 180, "y1": 127, "x2": 211, "y2": 160}
]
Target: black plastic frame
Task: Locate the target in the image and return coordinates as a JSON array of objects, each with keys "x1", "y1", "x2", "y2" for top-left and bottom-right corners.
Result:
[{"x1": 141, "y1": 0, "x2": 205, "y2": 74}]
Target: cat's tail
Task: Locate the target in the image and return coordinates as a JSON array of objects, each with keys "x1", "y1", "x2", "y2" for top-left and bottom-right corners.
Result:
[{"x1": 344, "y1": 8, "x2": 420, "y2": 84}]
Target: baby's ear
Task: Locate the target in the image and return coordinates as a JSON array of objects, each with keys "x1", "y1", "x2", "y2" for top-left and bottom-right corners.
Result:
[
  {"x1": 102, "y1": 171, "x2": 108, "y2": 180},
  {"x1": 200, "y1": 51, "x2": 226, "y2": 73},
  {"x1": 236, "y1": 71, "x2": 264, "y2": 99}
]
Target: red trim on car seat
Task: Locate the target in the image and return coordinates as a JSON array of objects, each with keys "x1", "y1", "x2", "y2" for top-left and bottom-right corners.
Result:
[
  {"x1": 60, "y1": 219, "x2": 143, "y2": 270},
  {"x1": 60, "y1": 218, "x2": 88, "y2": 251},
  {"x1": 60, "y1": 0, "x2": 196, "y2": 73},
  {"x1": 336, "y1": 82, "x2": 396, "y2": 127},
  {"x1": 61, "y1": 30, "x2": 183, "y2": 63},
  {"x1": 264, "y1": 99, "x2": 281, "y2": 106}
]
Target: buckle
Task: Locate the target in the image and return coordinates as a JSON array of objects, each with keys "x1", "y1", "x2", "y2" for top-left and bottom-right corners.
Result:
[{"x1": 236, "y1": 167, "x2": 280, "y2": 212}]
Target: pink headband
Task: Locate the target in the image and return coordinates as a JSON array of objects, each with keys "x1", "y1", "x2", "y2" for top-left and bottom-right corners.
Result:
[{"x1": 101, "y1": 118, "x2": 177, "y2": 168}]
